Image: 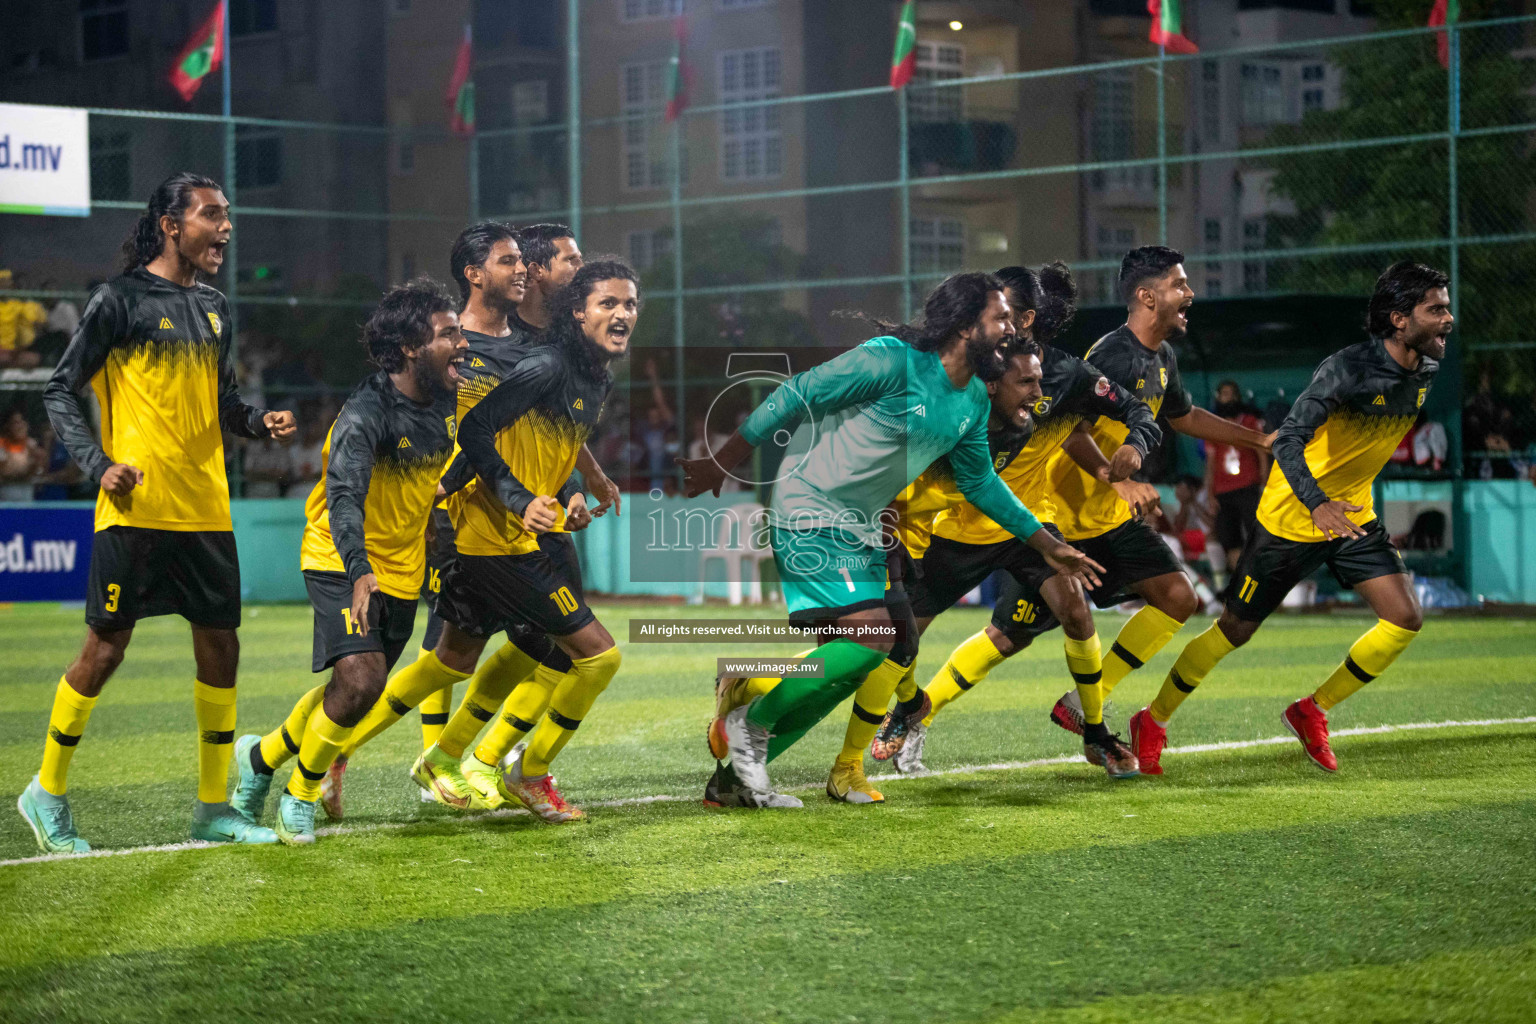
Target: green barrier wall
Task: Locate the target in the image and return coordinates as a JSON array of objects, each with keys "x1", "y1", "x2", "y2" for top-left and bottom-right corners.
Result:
[{"x1": 10, "y1": 483, "x2": 1536, "y2": 605}]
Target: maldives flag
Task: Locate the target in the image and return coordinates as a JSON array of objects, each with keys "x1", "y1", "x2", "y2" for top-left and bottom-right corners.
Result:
[
  {"x1": 664, "y1": 16, "x2": 692, "y2": 122},
  {"x1": 446, "y1": 24, "x2": 475, "y2": 136},
  {"x1": 168, "y1": 1, "x2": 227, "y2": 103},
  {"x1": 1429, "y1": 0, "x2": 1460, "y2": 70},
  {"x1": 1148, "y1": 0, "x2": 1198, "y2": 55},
  {"x1": 890, "y1": 1, "x2": 917, "y2": 89}
]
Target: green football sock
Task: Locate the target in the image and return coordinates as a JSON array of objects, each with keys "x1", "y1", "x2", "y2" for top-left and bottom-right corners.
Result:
[{"x1": 744, "y1": 639, "x2": 888, "y2": 760}]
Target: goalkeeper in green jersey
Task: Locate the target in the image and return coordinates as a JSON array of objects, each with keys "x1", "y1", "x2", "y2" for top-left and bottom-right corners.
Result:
[{"x1": 677, "y1": 272, "x2": 1104, "y2": 808}]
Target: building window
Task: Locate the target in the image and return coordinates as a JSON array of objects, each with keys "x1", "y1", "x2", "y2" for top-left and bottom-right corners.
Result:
[
  {"x1": 622, "y1": 0, "x2": 682, "y2": 21},
  {"x1": 80, "y1": 0, "x2": 129, "y2": 62},
  {"x1": 909, "y1": 42, "x2": 964, "y2": 123},
  {"x1": 1302, "y1": 88, "x2": 1325, "y2": 112},
  {"x1": 1301, "y1": 64, "x2": 1325, "y2": 82},
  {"x1": 719, "y1": 48, "x2": 782, "y2": 181},
  {"x1": 627, "y1": 228, "x2": 674, "y2": 271},
  {"x1": 622, "y1": 62, "x2": 668, "y2": 190},
  {"x1": 1206, "y1": 277, "x2": 1222, "y2": 298},
  {"x1": 396, "y1": 141, "x2": 414, "y2": 174},
  {"x1": 1204, "y1": 218, "x2": 1222, "y2": 248},
  {"x1": 1241, "y1": 63, "x2": 1285, "y2": 125},
  {"x1": 1243, "y1": 218, "x2": 1264, "y2": 249},
  {"x1": 235, "y1": 125, "x2": 282, "y2": 188},
  {"x1": 230, "y1": 0, "x2": 278, "y2": 36},
  {"x1": 90, "y1": 131, "x2": 131, "y2": 200},
  {"x1": 910, "y1": 216, "x2": 965, "y2": 275},
  {"x1": 1201, "y1": 60, "x2": 1221, "y2": 142},
  {"x1": 513, "y1": 80, "x2": 550, "y2": 125}
]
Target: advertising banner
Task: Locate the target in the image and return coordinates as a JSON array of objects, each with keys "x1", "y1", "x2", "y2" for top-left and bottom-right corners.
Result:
[
  {"x1": 0, "y1": 505, "x2": 94, "y2": 601},
  {"x1": 0, "y1": 102, "x2": 91, "y2": 217}
]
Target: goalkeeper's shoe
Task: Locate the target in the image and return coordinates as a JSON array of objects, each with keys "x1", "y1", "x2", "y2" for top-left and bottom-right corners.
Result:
[
  {"x1": 318, "y1": 756, "x2": 347, "y2": 820},
  {"x1": 892, "y1": 721, "x2": 928, "y2": 774},
  {"x1": 275, "y1": 792, "x2": 317, "y2": 846},
  {"x1": 229, "y1": 734, "x2": 272, "y2": 824},
  {"x1": 826, "y1": 757, "x2": 884, "y2": 804},
  {"x1": 18, "y1": 776, "x2": 90, "y2": 854},
  {"x1": 870, "y1": 690, "x2": 933, "y2": 761},
  {"x1": 501, "y1": 748, "x2": 586, "y2": 823},
  {"x1": 461, "y1": 752, "x2": 511, "y2": 810},
  {"x1": 410, "y1": 745, "x2": 477, "y2": 810},
  {"x1": 191, "y1": 801, "x2": 279, "y2": 844},
  {"x1": 1282, "y1": 697, "x2": 1338, "y2": 773},
  {"x1": 707, "y1": 671, "x2": 743, "y2": 760}
]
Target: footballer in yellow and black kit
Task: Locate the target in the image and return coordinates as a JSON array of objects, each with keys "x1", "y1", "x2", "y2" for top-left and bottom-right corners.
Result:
[
  {"x1": 42, "y1": 266, "x2": 276, "y2": 631},
  {"x1": 1228, "y1": 337, "x2": 1436, "y2": 623},
  {"x1": 299, "y1": 370, "x2": 458, "y2": 671},
  {"x1": 438, "y1": 339, "x2": 609, "y2": 639},
  {"x1": 914, "y1": 341, "x2": 1159, "y2": 641},
  {"x1": 1044, "y1": 324, "x2": 1192, "y2": 606}
]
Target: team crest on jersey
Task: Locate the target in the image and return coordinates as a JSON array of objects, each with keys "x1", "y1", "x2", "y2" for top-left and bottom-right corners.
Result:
[
  {"x1": 994, "y1": 452, "x2": 1008, "y2": 469},
  {"x1": 158, "y1": 317, "x2": 174, "y2": 330},
  {"x1": 446, "y1": 415, "x2": 457, "y2": 440},
  {"x1": 1093, "y1": 377, "x2": 1114, "y2": 399},
  {"x1": 1416, "y1": 388, "x2": 1427, "y2": 408},
  {"x1": 1033, "y1": 397, "x2": 1052, "y2": 416},
  {"x1": 1372, "y1": 395, "x2": 1386, "y2": 406},
  {"x1": 1159, "y1": 367, "x2": 1168, "y2": 387},
  {"x1": 206, "y1": 312, "x2": 221, "y2": 337}
]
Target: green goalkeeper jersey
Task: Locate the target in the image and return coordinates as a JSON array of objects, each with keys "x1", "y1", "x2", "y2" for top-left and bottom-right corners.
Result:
[{"x1": 739, "y1": 335, "x2": 1043, "y2": 547}]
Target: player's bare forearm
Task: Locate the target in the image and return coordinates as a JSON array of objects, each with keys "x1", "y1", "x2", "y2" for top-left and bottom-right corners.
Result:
[
  {"x1": 1064, "y1": 421, "x2": 1113, "y2": 480},
  {"x1": 1169, "y1": 408, "x2": 1271, "y2": 452},
  {"x1": 677, "y1": 430, "x2": 754, "y2": 498}
]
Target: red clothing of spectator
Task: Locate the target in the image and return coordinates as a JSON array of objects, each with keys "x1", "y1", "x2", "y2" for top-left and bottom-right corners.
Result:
[{"x1": 1208, "y1": 412, "x2": 1264, "y2": 494}]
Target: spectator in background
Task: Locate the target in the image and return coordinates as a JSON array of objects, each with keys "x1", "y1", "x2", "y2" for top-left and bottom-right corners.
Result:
[
  {"x1": 0, "y1": 408, "x2": 43, "y2": 501},
  {"x1": 285, "y1": 403, "x2": 333, "y2": 497},
  {"x1": 44, "y1": 285, "x2": 80, "y2": 340},
  {"x1": 640, "y1": 357, "x2": 675, "y2": 492},
  {"x1": 242, "y1": 437, "x2": 291, "y2": 497},
  {"x1": 1204, "y1": 380, "x2": 1269, "y2": 596},
  {"x1": 0, "y1": 271, "x2": 47, "y2": 369},
  {"x1": 1390, "y1": 411, "x2": 1448, "y2": 472},
  {"x1": 33, "y1": 423, "x2": 81, "y2": 500}
]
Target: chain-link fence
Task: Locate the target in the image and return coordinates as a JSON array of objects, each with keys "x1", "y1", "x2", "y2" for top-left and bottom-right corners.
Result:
[{"x1": 4, "y1": 11, "x2": 1534, "y2": 502}]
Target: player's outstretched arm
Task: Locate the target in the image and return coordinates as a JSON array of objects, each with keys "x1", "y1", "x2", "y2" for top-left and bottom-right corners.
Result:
[
  {"x1": 458, "y1": 349, "x2": 556, "y2": 517},
  {"x1": 1168, "y1": 406, "x2": 1271, "y2": 452},
  {"x1": 42, "y1": 285, "x2": 124, "y2": 487}
]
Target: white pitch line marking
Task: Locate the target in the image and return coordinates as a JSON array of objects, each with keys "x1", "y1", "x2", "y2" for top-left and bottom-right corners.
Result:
[{"x1": 4, "y1": 715, "x2": 1533, "y2": 869}]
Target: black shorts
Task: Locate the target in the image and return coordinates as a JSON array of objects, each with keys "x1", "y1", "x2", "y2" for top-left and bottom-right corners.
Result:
[
  {"x1": 86, "y1": 526, "x2": 241, "y2": 632},
  {"x1": 909, "y1": 527, "x2": 1066, "y2": 647},
  {"x1": 1226, "y1": 519, "x2": 1405, "y2": 623},
  {"x1": 1073, "y1": 518, "x2": 1185, "y2": 609},
  {"x1": 435, "y1": 537, "x2": 593, "y2": 640},
  {"x1": 1214, "y1": 484, "x2": 1262, "y2": 553},
  {"x1": 304, "y1": 570, "x2": 419, "y2": 673},
  {"x1": 418, "y1": 506, "x2": 456, "y2": 651}
]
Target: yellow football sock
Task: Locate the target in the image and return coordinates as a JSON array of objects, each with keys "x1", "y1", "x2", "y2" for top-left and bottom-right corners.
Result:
[
  {"x1": 922, "y1": 630, "x2": 1007, "y2": 726},
  {"x1": 838, "y1": 658, "x2": 910, "y2": 762},
  {"x1": 1313, "y1": 619, "x2": 1418, "y2": 711},
  {"x1": 894, "y1": 662, "x2": 919, "y2": 704},
  {"x1": 474, "y1": 664, "x2": 561, "y2": 767},
  {"x1": 1148, "y1": 623, "x2": 1237, "y2": 724},
  {"x1": 340, "y1": 650, "x2": 470, "y2": 758},
  {"x1": 417, "y1": 644, "x2": 454, "y2": 750},
  {"x1": 1101, "y1": 606, "x2": 1183, "y2": 696},
  {"x1": 1063, "y1": 634, "x2": 1105, "y2": 727},
  {"x1": 259, "y1": 684, "x2": 325, "y2": 774},
  {"x1": 521, "y1": 647, "x2": 622, "y2": 776},
  {"x1": 38, "y1": 676, "x2": 97, "y2": 796},
  {"x1": 193, "y1": 681, "x2": 237, "y2": 804},
  {"x1": 286, "y1": 705, "x2": 353, "y2": 802},
  {"x1": 436, "y1": 643, "x2": 540, "y2": 759}
]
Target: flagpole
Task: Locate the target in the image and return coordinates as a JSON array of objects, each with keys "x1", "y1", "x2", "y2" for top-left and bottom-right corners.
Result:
[
  {"x1": 222, "y1": 0, "x2": 238, "y2": 346},
  {"x1": 467, "y1": 24, "x2": 479, "y2": 223},
  {"x1": 567, "y1": 0, "x2": 581, "y2": 239},
  {"x1": 898, "y1": 91, "x2": 911, "y2": 318},
  {"x1": 670, "y1": 111, "x2": 685, "y2": 479},
  {"x1": 1156, "y1": 43, "x2": 1167, "y2": 243}
]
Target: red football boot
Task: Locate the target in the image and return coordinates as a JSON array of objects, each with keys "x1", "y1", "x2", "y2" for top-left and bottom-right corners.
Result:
[
  {"x1": 1128, "y1": 708, "x2": 1167, "y2": 776},
  {"x1": 1282, "y1": 697, "x2": 1338, "y2": 772}
]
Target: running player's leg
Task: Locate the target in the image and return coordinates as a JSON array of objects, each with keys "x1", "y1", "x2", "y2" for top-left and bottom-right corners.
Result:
[
  {"x1": 830, "y1": 581, "x2": 919, "y2": 804},
  {"x1": 416, "y1": 609, "x2": 453, "y2": 750},
  {"x1": 187, "y1": 624, "x2": 277, "y2": 844},
  {"x1": 1087, "y1": 520, "x2": 1200, "y2": 700},
  {"x1": 456, "y1": 634, "x2": 567, "y2": 810},
  {"x1": 19, "y1": 626, "x2": 130, "y2": 853},
  {"x1": 1283, "y1": 525, "x2": 1420, "y2": 772}
]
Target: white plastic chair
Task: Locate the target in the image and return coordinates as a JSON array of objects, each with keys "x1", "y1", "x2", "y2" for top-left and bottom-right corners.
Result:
[{"x1": 696, "y1": 502, "x2": 773, "y2": 606}]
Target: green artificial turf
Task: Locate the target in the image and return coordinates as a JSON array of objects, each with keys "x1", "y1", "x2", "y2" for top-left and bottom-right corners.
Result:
[{"x1": 1, "y1": 602, "x2": 1533, "y2": 1023}]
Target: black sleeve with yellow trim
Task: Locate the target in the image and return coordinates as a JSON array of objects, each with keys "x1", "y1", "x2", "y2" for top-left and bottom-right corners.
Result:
[
  {"x1": 42, "y1": 283, "x2": 126, "y2": 483},
  {"x1": 1070, "y1": 355, "x2": 1161, "y2": 455},
  {"x1": 1271, "y1": 355, "x2": 1346, "y2": 513},
  {"x1": 1160, "y1": 344, "x2": 1195, "y2": 420},
  {"x1": 326, "y1": 393, "x2": 388, "y2": 584},
  {"x1": 458, "y1": 346, "x2": 562, "y2": 517},
  {"x1": 556, "y1": 475, "x2": 582, "y2": 507},
  {"x1": 215, "y1": 297, "x2": 271, "y2": 439}
]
